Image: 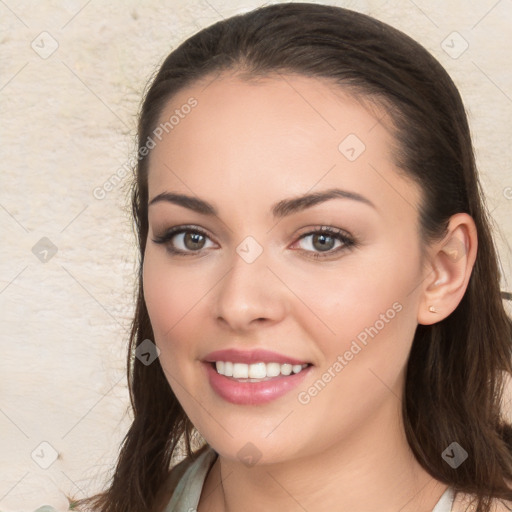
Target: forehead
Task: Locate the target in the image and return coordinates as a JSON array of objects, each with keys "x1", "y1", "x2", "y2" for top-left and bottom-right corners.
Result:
[
  {"x1": 153, "y1": 72, "x2": 395, "y2": 155},
  {"x1": 146, "y1": 73, "x2": 421, "y2": 223}
]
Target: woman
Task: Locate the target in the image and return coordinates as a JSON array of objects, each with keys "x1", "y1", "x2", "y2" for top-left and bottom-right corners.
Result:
[{"x1": 76, "y1": 3, "x2": 512, "y2": 511}]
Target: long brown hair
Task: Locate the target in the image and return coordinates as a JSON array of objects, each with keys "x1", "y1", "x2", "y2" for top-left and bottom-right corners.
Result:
[{"x1": 75, "y1": 3, "x2": 512, "y2": 511}]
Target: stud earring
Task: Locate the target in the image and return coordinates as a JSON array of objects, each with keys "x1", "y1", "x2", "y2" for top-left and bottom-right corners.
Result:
[{"x1": 428, "y1": 305, "x2": 438, "y2": 313}]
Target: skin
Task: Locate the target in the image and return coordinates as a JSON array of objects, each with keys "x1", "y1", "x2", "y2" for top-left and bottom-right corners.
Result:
[{"x1": 143, "y1": 72, "x2": 478, "y2": 512}]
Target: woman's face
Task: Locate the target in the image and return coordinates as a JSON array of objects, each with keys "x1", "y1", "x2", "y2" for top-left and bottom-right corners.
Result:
[{"x1": 143, "y1": 73, "x2": 428, "y2": 464}]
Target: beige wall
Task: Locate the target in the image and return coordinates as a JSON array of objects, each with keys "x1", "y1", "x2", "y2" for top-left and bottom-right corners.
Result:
[{"x1": 1, "y1": 1, "x2": 510, "y2": 510}]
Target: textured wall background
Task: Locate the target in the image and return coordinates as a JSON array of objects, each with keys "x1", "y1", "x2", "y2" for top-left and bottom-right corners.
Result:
[{"x1": 1, "y1": 1, "x2": 511, "y2": 510}]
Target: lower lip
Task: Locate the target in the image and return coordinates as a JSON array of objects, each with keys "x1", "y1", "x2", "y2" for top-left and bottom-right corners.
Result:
[{"x1": 203, "y1": 362, "x2": 312, "y2": 405}]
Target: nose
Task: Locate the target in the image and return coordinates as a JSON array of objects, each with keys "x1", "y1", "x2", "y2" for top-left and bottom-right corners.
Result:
[{"x1": 212, "y1": 245, "x2": 288, "y2": 333}]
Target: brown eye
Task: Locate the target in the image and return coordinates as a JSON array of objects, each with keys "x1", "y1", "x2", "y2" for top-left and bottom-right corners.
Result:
[
  {"x1": 183, "y1": 231, "x2": 207, "y2": 250},
  {"x1": 151, "y1": 226, "x2": 216, "y2": 256}
]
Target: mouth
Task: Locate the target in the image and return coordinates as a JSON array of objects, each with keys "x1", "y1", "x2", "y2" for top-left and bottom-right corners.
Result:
[
  {"x1": 202, "y1": 349, "x2": 314, "y2": 405},
  {"x1": 209, "y1": 361, "x2": 312, "y2": 382}
]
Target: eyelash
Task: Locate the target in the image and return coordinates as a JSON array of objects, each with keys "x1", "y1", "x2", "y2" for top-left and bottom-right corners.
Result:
[{"x1": 151, "y1": 225, "x2": 357, "y2": 260}]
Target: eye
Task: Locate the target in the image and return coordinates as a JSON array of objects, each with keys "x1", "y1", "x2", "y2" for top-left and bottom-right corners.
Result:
[
  {"x1": 292, "y1": 226, "x2": 356, "y2": 260},
  {"x1": 151, "y1": 226, "x2": 216, "y2": 256},
  {"x1": 152, "y1": 224, "x2": 357, "y2": 259}
]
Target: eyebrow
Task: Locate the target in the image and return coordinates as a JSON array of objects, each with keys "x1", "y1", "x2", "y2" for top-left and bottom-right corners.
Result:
[{"x1": 148, "y1": 188, "x2": 376, "y2": 218}]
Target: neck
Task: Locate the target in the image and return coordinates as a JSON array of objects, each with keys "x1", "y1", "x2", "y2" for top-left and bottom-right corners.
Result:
[{"x1": 199, "y1": 394, "x2": 449, "y2": 512}]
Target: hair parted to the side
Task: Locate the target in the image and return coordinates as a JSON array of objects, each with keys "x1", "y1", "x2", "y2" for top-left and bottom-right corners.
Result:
[{"x1": 75, "y1": 3, "x2": 512, "y2": 511}]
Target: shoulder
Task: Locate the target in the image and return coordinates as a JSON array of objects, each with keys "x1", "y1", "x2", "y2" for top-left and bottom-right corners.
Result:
[{"x1": 154, "y1": 444, "x2": 213, "y2": 512}]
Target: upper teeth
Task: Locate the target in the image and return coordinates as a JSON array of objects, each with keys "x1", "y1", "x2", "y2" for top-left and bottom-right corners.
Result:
[{"x1": 215, "y1": 361, "x2": 308, "y2": 379}]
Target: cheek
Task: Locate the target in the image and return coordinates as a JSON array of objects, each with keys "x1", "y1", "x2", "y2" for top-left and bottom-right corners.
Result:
[
  {"x1": 287, "y1": 248, "x2": 421, "y2": 402},
  {"x1": 142, "y1": 248, "x2": 215, "y2": 367},
  {"x1": 142, "y1": 251, "x2": 206, "y2": 412},
  {"x1": 142, "y1": 250, "x2": 194, "y2": 351},
  {"x1": 289, "y1": 253, "x2": 415, "y2": 344},
  {"x1": 143, "y1": 252, "x2": 172, "y2": 337}
]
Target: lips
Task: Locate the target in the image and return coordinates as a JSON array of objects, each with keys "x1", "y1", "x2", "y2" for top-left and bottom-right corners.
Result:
[
  {"x1": 202, "y1": 348, "x2": 313, "y2": 405},
  {"x1": 203, "y1": 348, "x2": 310, "y2": 366}
]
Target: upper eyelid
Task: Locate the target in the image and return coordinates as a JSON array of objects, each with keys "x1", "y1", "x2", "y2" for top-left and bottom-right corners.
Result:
[
  {"x1": 153, "y1": 224, "x2": 351, "y2": 240},
  {"x1": 154, "y1": 225, "x2": 217, "y2": 242}
]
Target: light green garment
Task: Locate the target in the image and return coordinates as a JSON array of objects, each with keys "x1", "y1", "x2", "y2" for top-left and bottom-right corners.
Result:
[
  {"x1": 164, "y1": 447, "x2": 218, "y2": 512},
  {"x1": 164, "y1": 447, "x2": 455, "y2": 512}
]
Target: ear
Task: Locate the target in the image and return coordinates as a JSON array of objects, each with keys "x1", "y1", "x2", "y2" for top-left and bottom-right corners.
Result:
[{"x1": 417, "y1": 213, "x2": 478, "y2": 325}]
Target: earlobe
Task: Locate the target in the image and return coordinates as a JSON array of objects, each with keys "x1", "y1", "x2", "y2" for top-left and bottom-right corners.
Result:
[{"x1": 417, "y1": 213, "x2": 478, "y2": 325}]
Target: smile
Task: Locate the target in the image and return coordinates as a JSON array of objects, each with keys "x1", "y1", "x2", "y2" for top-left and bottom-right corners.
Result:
[
  {"x1": 214, "y1": 361, "x2": 309, "y2": 380},
  {"x1": 202, "y1": 348, "x2": 313, "y2": 404}
]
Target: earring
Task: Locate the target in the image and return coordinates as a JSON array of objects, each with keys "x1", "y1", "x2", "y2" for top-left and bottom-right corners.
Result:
[{"x1": 428, "y1": 305, "x2": 438, "y2": 313}]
